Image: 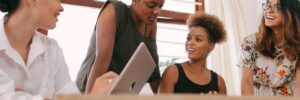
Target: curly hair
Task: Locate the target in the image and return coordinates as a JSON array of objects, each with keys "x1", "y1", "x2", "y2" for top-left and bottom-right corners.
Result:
[{"x1": 186, "y1": 12, "x2": 227, "y2": 44}]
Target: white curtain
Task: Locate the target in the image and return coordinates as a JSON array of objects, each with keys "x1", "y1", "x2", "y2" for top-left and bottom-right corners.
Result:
[{"x1": 205, "y1": 0, "x2": 263, "y2": 96}]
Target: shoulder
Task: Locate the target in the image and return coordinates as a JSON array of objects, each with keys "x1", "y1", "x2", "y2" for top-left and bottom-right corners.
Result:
[
  {"x1": 99, "y1": 0, "x2": 127, "y2": 16},
  {"x1": 242, "y1": 33, "x2": 258, "y2": 46},
  {"x1": 210, "y1": 71, "x2": 223, "y2": 82},
  {"x1": 210, "y1": 71, "x2": 225, "y2": 85},
  {"x1": 35, "y1": 33, "x2": 68, "y2": 70},
  {"x1": 35, "y1": 32, "x2": 60, "y2": 48},
  {"x1": 216, "y1": 74, "x2": 225, "y2": 84},
  {"x1": 109, "y1": 1, "x2": 129, "y2": 14},
  {"x1": 242, "y1": 33, "x2": 257, "y2": 45},
  {"x1": 99, "y1": 0, "x2": 129, "y2": 27},
  {"x1": 35, "y1": 32, "x2": 62, "y2": 54},
  {"x1": 163, "y1": 64, "x2": 179, "y2": 74},
  {"x1": 110, "y1": 1, "x2": 127, "y2": 7},
  {"x1": 240, "y1": 33, "x2": 258, "y2": 54},
  {"x1": 161, "y1": 64, "x2": 179, "y2": 83}
]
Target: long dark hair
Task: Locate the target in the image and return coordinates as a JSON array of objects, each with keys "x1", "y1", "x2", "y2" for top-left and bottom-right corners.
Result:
[
  {"x1": 0, "y1": 0, "x2": 20, "y2": 14},
  {"x1": 256, "y1": 0, "x2": 300, "y2": 65}
]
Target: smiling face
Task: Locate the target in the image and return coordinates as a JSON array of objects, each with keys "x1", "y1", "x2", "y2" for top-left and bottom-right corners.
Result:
[
  {"x1": 133, "y1": 0, "x2": 165, "y2": 25},
  {"x1": 185, "y1": 27, "x2": 214, "y2": 60},
  {"x1": 31, "y1": 0, "x2": 64, "y2": 29},
  {"x1": 263, "y1": 0, "x2": 283, "y2": 29}
]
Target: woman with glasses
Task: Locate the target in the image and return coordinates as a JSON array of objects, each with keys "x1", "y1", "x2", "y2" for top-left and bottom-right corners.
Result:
[{"x1": 240, "y1": 0, "x2": 300, "y2": 96}]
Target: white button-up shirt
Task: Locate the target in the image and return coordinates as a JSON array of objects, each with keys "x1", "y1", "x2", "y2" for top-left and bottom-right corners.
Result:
[{"x1": 0, "y1": 18, "x2": 79, "y2": 100}]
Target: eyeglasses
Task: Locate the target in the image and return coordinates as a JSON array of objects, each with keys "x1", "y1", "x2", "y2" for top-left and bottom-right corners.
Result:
[{"x1": 262, "y1": 3, "x2": 281, "y2": 12}]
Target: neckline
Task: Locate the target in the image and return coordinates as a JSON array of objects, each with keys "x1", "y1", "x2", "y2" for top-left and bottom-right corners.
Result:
[{"x1": 179, "y1": 64, "x2": 213, "y2": 86}]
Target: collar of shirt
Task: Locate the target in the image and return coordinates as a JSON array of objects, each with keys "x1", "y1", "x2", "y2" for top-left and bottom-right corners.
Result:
[{"x1": 0, "y1": 17, "x2": 45, "y2": 71}]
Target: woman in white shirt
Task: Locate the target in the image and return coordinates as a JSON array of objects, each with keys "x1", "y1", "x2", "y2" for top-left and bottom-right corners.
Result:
[{"x1": 0, "y1": 0, "x2": 118, "y2": 100}]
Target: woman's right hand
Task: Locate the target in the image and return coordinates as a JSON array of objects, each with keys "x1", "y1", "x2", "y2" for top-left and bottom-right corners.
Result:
[{"x1": 89, "y1": 71, "x2": 119, "y2": 95}]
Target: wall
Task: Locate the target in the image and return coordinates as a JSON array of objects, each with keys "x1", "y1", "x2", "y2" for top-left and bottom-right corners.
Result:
[{"x1": 240, "y1": 0, "x2": 264, "y2": 35}]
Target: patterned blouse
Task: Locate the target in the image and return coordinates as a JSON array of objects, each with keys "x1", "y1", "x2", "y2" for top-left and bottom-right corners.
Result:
[{"x1": 239, "y1": 34, "x2": 297, "y2": 96}]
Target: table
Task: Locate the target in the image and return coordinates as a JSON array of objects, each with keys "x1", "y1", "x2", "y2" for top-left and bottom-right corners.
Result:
[{"x1": 57, "y1": 94, "x2": 300, "y2": 100}]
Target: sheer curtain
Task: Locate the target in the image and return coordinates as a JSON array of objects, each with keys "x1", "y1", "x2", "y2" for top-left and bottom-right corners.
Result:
[{"x1": 205, "y1": 0, "x2": 263, "y2": 95}]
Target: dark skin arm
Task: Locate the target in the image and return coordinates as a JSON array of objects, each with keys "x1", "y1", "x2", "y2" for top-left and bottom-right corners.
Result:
[
  {"x1": 159, "y1": 65, "x2": 178, "y2": 93},
  {"x1": 150, "y1": 80, "x2": 159, "y2": 94},
  {"x1": 217, "y1": 75, "x2": 227, "y2": 95},
  {"x1": 241, "y1": 67, "x2": 254, "y2": 95},
  {"x1": 86, "y1": 3, "x2": 116, "y2": 93}
]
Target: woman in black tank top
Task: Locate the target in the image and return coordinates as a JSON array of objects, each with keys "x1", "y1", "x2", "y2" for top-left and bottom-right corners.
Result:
[{"x1": 159, "y1": 12, "x2": 227, "y2": 95}]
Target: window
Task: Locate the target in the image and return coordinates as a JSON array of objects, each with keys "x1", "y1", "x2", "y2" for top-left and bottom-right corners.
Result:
[{"x1": 0, "y1": 0, "x2": 204, "y2": 80}]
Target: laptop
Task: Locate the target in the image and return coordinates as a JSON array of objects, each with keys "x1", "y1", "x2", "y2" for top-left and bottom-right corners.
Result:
[{"x1": 108, "y1": 42, "x2": 156, "y2": 94}]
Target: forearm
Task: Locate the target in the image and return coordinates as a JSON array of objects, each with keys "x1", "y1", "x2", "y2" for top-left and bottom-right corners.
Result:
[
  {"x1": 295, "y1": 68, "x2": 300, "y2": 96},
  {"x1": 241, "y1": 81, "x2": 254, "y2": 95},
  {"x1": 241, "y1": 67, "x2": 254, "y2": 96},
  {"x1": 158, "y1": 83, "x2": 174, "y2": 94},
  {"x1": 150, "y1": 80, "x2": 159, "y2": 94},
  {"x1": 296, "y1": 84, "x2": 300, "y2": 96}
]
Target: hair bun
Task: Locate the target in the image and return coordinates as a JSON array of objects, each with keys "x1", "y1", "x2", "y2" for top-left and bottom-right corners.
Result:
[{"x1": 0, "y1": 0, "x2": 9, "y2": 12}]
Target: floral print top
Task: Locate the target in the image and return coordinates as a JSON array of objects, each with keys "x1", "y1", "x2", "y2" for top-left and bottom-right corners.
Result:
[{"x1": 239, "y1": 34, "x2": 297, "y2": 96}]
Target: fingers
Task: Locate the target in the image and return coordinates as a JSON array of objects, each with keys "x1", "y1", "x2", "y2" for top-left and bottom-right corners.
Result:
[
  {"x1": 200, "y1": 91, "x2": 219, "y2": 95},
  {"x1": 102, "y1": 71, "x2": 119, "y2": 84},
  {"x1": 213, "y1": 91, "x2": 218, "y2": 94},
  {"x1": 206, "y1": 91, "x2": 213, "y2": 95},
  {"x1": 102, "y1": 71, "x2": 119, "y2": 79},
  {"x1": 90, "y1": 72, "x2": 119, "y2": 95},
  {"x1": 108, "y1": 78, "x2": 113, "y2": 84}
]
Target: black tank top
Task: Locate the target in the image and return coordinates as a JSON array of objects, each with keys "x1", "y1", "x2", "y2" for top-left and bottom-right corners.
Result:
[{"x1": 174, "y1": 63, "x2": 219, "y2": 93}]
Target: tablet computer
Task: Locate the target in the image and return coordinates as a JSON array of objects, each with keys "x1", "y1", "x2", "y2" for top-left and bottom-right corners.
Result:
[{"x1": 108, "y1": 42, "x2": 156, "y2": 94}]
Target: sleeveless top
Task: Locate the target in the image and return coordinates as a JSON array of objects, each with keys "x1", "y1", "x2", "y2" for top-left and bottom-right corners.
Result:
[
  {"x1": 174, "y1": 64, "x2": 219, "y2": 93},
  {"x1": 75, "y1": 0, "x2": 160, "y2": 92}
]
